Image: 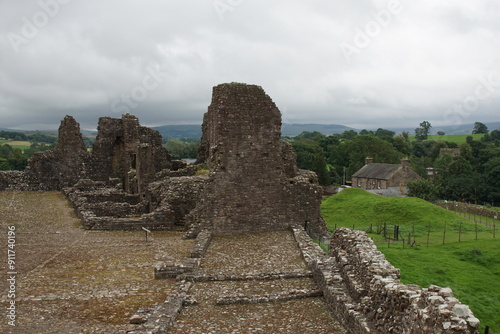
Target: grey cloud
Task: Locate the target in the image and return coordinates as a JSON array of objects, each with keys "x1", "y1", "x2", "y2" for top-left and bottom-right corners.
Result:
[{"x1": 1, "y1": 0, "x2": 499, "y2": 131}]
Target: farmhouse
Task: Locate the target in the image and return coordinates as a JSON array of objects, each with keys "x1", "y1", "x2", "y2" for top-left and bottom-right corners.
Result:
[{"x1": 352, "y1": 157, "x2": 421, "y2": 195}]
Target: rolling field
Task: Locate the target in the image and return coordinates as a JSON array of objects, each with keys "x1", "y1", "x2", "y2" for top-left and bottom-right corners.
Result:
[
  {"x1": 0, "y1": 140, "x2": 32, "y2": 149},
  {"x1": 322, "y1": 188, "x2": 499, "y2": 333},
  {"x1": 409, "y1": 133, "x2": 485, "y2": 143}
]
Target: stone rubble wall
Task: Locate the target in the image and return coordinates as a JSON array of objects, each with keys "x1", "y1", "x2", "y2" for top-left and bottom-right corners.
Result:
[
  {"x1": 189, "y1": 229, "x2": 212, "y2": 258},
  {"x1": 293, "y1": 226, "x2": 480, "y2": 334},
  {"x1": 0, "y1": 171, "x2": 27, "y2": 190},
  {"x1": 145, "y1": 175, "x2": 207, "y2": 229},
  {"x1": 90, "y1": 114, "x2": 170, "y2": 194},
  {"x1": 154, "y1": 230, "x2": 211, "y2": 279},
  {"x1": 128, "y1": 280, "x2": 193, "y2": 334},
  {"x1": 437, "y1": 201, "x2": 499, "y2": 221},
  {"x1": 330, "y1": 228, "x2": 479, "y2": 333},
  {"x1": 61, "y1": 168, "x2": 206, "y2": 231},
  {"x1": 292, "y1": 226, "x2": 373, "y2": 334}
]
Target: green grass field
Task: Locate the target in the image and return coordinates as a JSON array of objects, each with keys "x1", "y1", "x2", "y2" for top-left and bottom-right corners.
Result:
[
  {"x1": 409, "y1": 133, "x2": 485, "y2": 143},
  {"x1": 322, "y1": 188, "x2": 499, "y2": 332},
  {"x1": 0, "y1": 139, "x2": 32, "y2": 150}
]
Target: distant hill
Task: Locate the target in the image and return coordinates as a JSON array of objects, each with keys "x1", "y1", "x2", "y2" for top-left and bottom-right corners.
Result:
[
  {"x1": 281, "y1": 123, "x2": 356, "y2": 137},
  {"x1": 153, "y1": 123, "x2": 356, "y2": 139},
  {"x1": 388, "y1": 121, "x2": 500, "y2": 136},
  {"x1": 4, "y1": 120, "x2": 499, "y2": 140},
  {"x1": 153, "y1": 124, "x2": 202, "y2": 139}
]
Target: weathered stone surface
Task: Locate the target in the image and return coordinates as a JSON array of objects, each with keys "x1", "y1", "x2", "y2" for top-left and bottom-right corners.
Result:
[
  {"x1": 24, "y1": 115, "x2": 92, "y2": 190},
  {"x1": 187, "y1": 83, "x2": 329, "y2": 238},
  {"x1": 144, "y1": 175, "x2": 207, "y2": 229},
  {"x1": 90, "y1": 113, "x2": 171, "y2": 194}
]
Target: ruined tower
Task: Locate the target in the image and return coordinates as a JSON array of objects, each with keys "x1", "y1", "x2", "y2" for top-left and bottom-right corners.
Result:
[
  {"x1": 91, "y1": 114, "x2": 171, "y2": 194},
  {"x1": 187, "y1": 83, "x2": 329, "y2": 237},
  {"x1": 24, "y1": 115, "x2": 91, "y2": 189}
]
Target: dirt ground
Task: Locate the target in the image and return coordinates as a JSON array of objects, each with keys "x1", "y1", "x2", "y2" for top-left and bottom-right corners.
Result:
[{"x1": 0, "y1": 192, "x2": 347, "y2": 334}]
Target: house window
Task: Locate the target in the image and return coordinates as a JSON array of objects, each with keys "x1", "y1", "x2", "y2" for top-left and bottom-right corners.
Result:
[{"x1": 378, "y1": 180, "x2": 381, "y2": 189}]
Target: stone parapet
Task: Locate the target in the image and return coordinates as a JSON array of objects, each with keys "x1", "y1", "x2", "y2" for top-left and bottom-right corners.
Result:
[{"x1": 292, "y1": 226, "x2": 480, "y2": 334}]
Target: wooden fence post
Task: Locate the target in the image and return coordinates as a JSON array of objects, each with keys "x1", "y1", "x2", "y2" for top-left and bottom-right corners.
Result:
[
  {"x1": 427, "y1": 223, "x2": 431, "y2": 247},
  {"x1": 443, "y1": 222, "x2": 447, "y2": 244}
]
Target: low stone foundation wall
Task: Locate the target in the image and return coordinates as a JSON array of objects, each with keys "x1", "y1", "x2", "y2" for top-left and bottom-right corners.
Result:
[
  {"x1": 216, "y1": 288, "x2": 323, "y2": 305},
  {"x1": 292, "y1": 226, "x2": 480, "y2": 334},
  {"x1": 189, "y1": 229, "x2": 212, "y2": 258},
  {"x1": 154, "y1": 230, "x2": 212, "y2": 279},
  {"x1": 128, "y1": 280, "x2": 193, "y2": 334},
  {"x1": 179, "y1": 270, "x2": 313, "y2": 282}
]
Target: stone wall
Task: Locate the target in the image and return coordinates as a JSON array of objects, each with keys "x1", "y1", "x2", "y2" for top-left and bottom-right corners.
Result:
[
  {"x1": 90, "y1": 113, "x2": 171, "y2": 194},
  {"x1": 293, "y1": 226, "x2": 480, "y2": 334},
  {"x1": 144, "y1": 175, "x2": 207, "y2": 229},
  {"x1": 0, "y1": 114, "x2": 171, "y2": 194},
  {"x1": 186, "y1": 83, "x2": 330, "y2": 238},
  {"x1": 437, "y1": 201, "x2": 499, "y2": 221}
]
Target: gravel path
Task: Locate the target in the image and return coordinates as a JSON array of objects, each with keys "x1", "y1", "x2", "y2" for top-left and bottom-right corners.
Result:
[{"x1": 169, "y1": 232, "x2": 347, "y2": 334}]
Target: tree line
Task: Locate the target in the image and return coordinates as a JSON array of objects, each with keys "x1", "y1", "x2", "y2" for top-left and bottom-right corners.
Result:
[
  {"x1": 288, "y1": 121, "x2": 500, "y2": 205},
  {"x1": 0, "y1": 143, "x2": 56, "y2": 170},
  {"x1": 0, "y1": 131, "x2": 58, "y2": 144}
]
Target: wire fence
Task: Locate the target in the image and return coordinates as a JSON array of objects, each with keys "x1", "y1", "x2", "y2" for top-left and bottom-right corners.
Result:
[{"x1": 331, "y1": 219, "x2": 496, "y2": 248}]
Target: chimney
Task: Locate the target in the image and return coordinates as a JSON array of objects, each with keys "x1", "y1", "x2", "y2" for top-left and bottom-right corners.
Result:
[
  {"x1": 365, "y1": 157, "x2": 373, "y2": 165},
  {"x1": 401, "y1": 157, "x2": 410, "y2": 168}
]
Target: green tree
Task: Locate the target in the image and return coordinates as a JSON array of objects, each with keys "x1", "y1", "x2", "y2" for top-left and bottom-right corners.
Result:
[
  {"x1": 165, "y1": 139, "x2": 198, "y2": 160},
  {"x1": 340, "y1": 130, "x2": 358, "y2": 140},
  {"x1": 392, "y1": 136, "x2": 412, "y2": 156},
  {"x1": 407, "y1": 179, "x2": 439, "y2": 202},
  {"x1": 374, "y1": 128, "x2": 395, "y2": 139},
  {"x1": 472, "y1": 122, "x2": 488, "y2": 134},
  {"x1": 415, "y1": 121, "x2": 432, "y2": 141},
  {"x1": 359, "y1": 129, "x2": 374, "y2": 135},
  {"x1": 291, "y1": 139, "x2": 330, "y2": 185}
]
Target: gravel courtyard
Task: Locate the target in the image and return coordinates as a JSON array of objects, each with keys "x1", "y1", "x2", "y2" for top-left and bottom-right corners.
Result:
[{"x1": 0, "y1": 192, "x2": 346, "y2": 333}]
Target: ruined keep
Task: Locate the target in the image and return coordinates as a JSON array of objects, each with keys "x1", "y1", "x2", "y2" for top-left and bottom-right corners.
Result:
[{"x1": 186, "y1": 83, "x2": 329, "y2": 238}]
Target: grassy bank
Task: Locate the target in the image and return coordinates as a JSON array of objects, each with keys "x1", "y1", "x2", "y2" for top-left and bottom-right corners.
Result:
[{"x1": 321, "y1": 188, "x2": 499, "y2": 332}]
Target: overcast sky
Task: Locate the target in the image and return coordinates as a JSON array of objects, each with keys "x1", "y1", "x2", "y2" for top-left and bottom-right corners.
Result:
[{"x1": 1, "y1": 0, "x2": 499, "y2": 131}]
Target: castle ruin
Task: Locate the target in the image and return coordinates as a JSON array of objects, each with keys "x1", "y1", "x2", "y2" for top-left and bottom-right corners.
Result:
[{"x1": 0, "y1": 83, "x2": 480, "y2": 333}]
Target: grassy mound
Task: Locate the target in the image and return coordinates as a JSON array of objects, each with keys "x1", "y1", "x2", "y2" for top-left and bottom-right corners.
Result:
[
  {"x1": 322, "y1": 188, "x2": 491, "y2": 244},
  {"x1": 322, "y1": 188, "x2": 459, "y2": 227}
]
